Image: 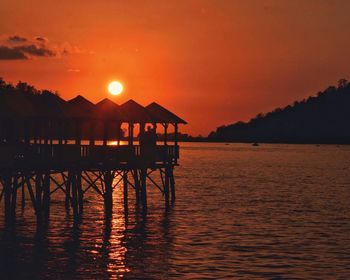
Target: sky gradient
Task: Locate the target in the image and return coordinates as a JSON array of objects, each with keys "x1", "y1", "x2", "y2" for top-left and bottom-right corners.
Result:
[{"x1": 1, "y1": 0, "x2": 350, "y2": 135}]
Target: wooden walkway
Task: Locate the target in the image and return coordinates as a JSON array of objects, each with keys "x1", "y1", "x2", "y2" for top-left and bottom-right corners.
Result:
[{"x1": 0, "y1": 143, "x2": 178, "y2": 224}]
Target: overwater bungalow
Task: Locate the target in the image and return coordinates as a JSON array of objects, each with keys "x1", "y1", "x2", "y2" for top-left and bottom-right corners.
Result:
[{"x1": 0, "y1": 90, "x2": 186, "y2": 223}]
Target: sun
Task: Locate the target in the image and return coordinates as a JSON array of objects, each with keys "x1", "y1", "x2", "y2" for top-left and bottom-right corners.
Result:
[{"x1": 108, "y1": 81, "x2": 124, "y2": 95}]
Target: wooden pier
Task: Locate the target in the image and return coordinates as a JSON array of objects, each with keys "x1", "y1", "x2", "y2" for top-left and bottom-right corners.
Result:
[{"x1": 0, "y1": 90, "x2": 186, "y2": 224}]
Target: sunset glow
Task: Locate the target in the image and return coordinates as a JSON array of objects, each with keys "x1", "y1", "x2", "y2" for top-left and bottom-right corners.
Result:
[
  {"x1": 108, "y1": 81, "x2": 124, "y2": 96},
  {"x1": 1, "y1": 1, "x2": 350, "y2": 135}
]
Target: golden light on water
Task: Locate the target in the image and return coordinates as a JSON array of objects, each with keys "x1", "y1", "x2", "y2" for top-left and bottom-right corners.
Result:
[{"x1": 108, "y1": 81, "x2": 124, "y2": 95}]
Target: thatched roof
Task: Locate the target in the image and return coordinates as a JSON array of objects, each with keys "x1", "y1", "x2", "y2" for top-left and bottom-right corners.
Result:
[
  {"x1": 95, "y1": 98, "x2": 121, "y2": 120},
  {"x1": 119, "y1": 99, "x2": 155, "y2": 123},
  {"x1": 0, "y1": 90, "x2": 186, "y2": 125},
  {"x1": 67, "y1": 95, "x2": 96, "y2": 118},
  {"x1": 146, "y1": 102, "x2": 187, "y2": 124},
  {"x1": 33, "y1": 92, "x2": 69, "y2": 118}
]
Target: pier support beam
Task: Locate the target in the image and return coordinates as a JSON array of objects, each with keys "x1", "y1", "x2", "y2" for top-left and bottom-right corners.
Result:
[
  {"x1": 164, "y1": 167, "x2": 170, "y2": 207},
  {"x1": 140, "y1": 168, "x2": 147, "y2": 209},
  {"x1": 35, "y1": 173, "x2": 43, "y2": 221},
  {"x1": 70, "y1": 171, "x2": 79, "y2": 218},
  {"x1": 104, "y1": 171, "x2": 113, "y2": 218},
  {"x1": 4, "y1": 174, "x2": 12, "y2": 224},
  {"x1": 11, "y1": 175, "x2": 18, "y2": 219},
  {"x1": 123, "y1": 171, "x2": 128, "y2": 216},
  {"x1": 77, "y1": 171, "x2": 83, "y2": 214},
  {"x1": 42, "y1": 173, "x2": 50, "y2": 217},
  {"x1": 21, "y1": 175, "x2": 25, "y2": 209},
  {"x1": 169, "y1": 167, "x2": 176, "y2": 202},
  {"x1": 65, "y1": 172, "x2": 71, "y2": 211},
  {"x1": 133, "y1": 169, "x2": 140, "y2": 205}
]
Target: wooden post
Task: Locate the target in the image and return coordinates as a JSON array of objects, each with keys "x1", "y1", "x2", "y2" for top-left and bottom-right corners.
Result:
[
  {"x1": 169, "y1": 166, "x2": 176, "y2": 202},
  {"x1": 10, "y1": 175, "x2": 18, "y2": 219},
  {"x1": 65, "y1": 172, "x2": 71, "y2": 211},
  {"x1": 164, "y1": 167, "x2": 170, "y2": 207},
  {"x1": 4, "y1": 173, "x2": 12, "y2": 224},
  {"x1": 42, "y1": 173, "x2": 50, "y2": 216},
  {"x1": 77, "y1": 170, "x2": 83, "y2": 214},
  {"x1": 25, "y1": 175, "x2": 37, "y2": 213},
  {"x1": 140, "y1": 168, "x2": 147, "y2": 209},
  {"x1": 21, "y1": 175, "x2": 26, "y2": 209},
  {"x1": 70, "y1": 171, "x2": 79, "y2": 218},
  {"x1": 35, "y1": 173, "x2": 43, "y2": 220},
  {"x1": 123, "y1": 171, "x2": 128, "y2": 216},
  {"x1": 104, "y1": 171, "x2": 113, "y2": 218},
  {"x1": 4, "y1": 174, "x2": 11, "y2": 223},
  {"x1": 133, "y1": 169, "x2": 140, "y2": 205}
]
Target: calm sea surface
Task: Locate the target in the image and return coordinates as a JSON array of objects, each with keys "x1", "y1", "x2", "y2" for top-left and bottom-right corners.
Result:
[{"x1": 1, "y1": 143, "x2": 350, "y2": 279}]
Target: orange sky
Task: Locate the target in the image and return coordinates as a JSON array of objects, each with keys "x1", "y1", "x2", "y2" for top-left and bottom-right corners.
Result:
[{"x1": 1, "y1": 0, "x2": 350, "y2": 135}]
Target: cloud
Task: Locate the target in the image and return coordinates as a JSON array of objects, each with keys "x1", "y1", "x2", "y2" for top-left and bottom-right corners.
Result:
[
  {"x1": 8, "y1": 35, "x2": 27, "y2": 43},
  {"x1": 0, "y1": 46, "x2": 27, "y2": 60},
  {"x1": 0, "y1": 44, "x2": 55, "y2": 60},
  {"x1": 16, "y1": 44, "x2": 55, "y2": 57},
  {"x1": 0, "y1": 34, "x2": 81, "y2": 60}
]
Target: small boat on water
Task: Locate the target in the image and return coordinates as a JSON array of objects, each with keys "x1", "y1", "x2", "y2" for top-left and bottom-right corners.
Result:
[{"x1": 252, "y1": 143, "x2": 259, "y2": 146}]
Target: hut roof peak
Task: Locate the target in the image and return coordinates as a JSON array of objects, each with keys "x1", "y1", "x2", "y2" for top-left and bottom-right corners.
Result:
[
  {"x1": 67, "y1": 95, "x2": 95, "y2": 118},
  {"x1": 119, "y1": 99, "x2": 154, "y2": 123},
  {"x1": 146, "y1": 102, "x2": 187, "y2": 124},
  {"x1": 96, "y1": 98, "x2": 119, "y2": 107},
  {"x1": 95, "y1": 98, "x2": 121, "y2": 120},
  {"x1": 68, "y1": 95, "x2": 93, "y2": 105}
]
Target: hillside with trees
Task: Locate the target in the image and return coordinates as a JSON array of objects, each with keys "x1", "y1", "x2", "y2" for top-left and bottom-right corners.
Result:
[{"x1": 208, "y1": 79, "x2": 350, "y2": 144}]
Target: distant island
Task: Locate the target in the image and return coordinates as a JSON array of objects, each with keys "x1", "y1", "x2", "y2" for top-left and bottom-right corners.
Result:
[{"x1": 207, "y1": 79, "x2": 350, "y2": 144}]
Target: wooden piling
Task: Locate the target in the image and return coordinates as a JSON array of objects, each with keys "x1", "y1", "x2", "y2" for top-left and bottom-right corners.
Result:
[
  {"x1": 35, "y1": 173, "x2": 43, "y2": 220},
  {"x1": 70, "y1": 171, "x2": 79, "y2": 218},
  {"x1": 25, "y1": 175, "x2": 37, "y2": 213},
  {"x1": 4, "y1": 173, "x2": 12, "y2": 223},
  {"x1": 133, "y1": 169, "x2": 140, "y2": 205},
  {"x1": 104, "y1": 171, "x2": 113, "y2": 218},
  {"x1": 140, "y1": 168, "x2": 147, "y2": 209},
  {"x1": 42, "y1": 173, "x2": 50, "y2": 216},
  {"x1": 11, "y1": 175, "x2": 18, "y2": 219},
  {"x1": 123, "y1": 171, "x2": 128, "y2": 215},
  {"x1": 76, "y1": 170, "x2": 83, "y2": 214},
  {"x1": 169, "y1": 167, "x2": 176, "y2": 202},
  {"x1": 21, "y1": 175, "x2": 26, "y2": 209},
  {"x1": 164, "y1": 167, "x2": 170, "y2": 207},
  {"x1": 65, "y1": 172, "x2": 71, "y2": 211}
]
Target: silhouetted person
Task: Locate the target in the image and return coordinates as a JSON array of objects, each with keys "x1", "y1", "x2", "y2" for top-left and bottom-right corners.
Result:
[{"x1": 140, "y1": 126, "x2": 157, "y2": 165}]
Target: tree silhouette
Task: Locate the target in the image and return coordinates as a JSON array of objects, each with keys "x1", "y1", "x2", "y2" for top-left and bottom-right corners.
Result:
[{"x1": 209, "y1": 79, "x2": 350, "y2": 144}]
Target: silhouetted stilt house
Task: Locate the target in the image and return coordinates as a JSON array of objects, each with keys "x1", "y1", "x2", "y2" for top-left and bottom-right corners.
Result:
[{"x1": 0, "y1": 90, "x2": 187, "y2": 224}]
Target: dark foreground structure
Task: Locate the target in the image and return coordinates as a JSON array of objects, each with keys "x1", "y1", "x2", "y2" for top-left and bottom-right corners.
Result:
[{"x1": 0, "y1": 90, "x2": 186, "y2": 224}]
